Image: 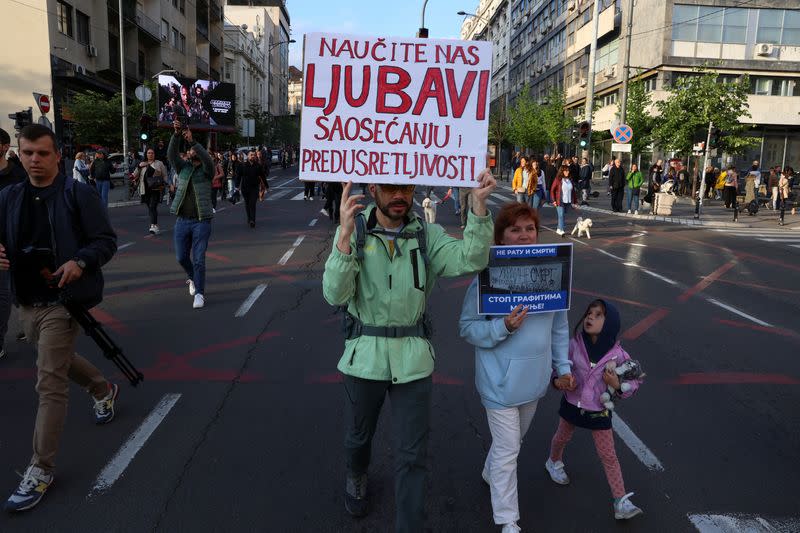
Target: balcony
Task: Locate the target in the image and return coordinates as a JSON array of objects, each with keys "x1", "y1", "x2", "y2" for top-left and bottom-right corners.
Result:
[
  {"x1": 196, "y1": 56, "x2": 209, "y2": 78},
  {"x1": 136, "y1": 9, "x2": 161, "y2": 43},
  {"x1": 210, "y1": 2, "x2": 222, "y2": 25},
  {"x1": 197, "y1": 23, "x2": 209, "y2": 41}
]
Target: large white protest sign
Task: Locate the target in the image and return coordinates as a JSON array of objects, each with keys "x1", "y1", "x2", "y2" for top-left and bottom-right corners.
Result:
[{"x1": 299, "y1": 33, "x2": 492, "y2": 188}]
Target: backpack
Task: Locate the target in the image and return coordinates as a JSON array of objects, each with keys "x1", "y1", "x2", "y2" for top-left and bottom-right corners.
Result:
[
  {"x1": 353, "y1": 211, "x2": 429, "y2": 268},
  {"x1": 747, "y1": 199, "x2": 759, "y2": 216}
]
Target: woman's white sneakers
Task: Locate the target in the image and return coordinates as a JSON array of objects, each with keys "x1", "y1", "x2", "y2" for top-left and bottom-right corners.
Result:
[
  {"x1": 501, "y1": 522, "x2": 521, "y2": 533},
  {"x1": 544, "y1": 458, "x2": 570, "y2": 485},
  {"x1": 613, "y1": 492, "x2": 643, "y2": 520},
  {"x1": 148, "y1": 224, "x2": 160, "y2": 234}
]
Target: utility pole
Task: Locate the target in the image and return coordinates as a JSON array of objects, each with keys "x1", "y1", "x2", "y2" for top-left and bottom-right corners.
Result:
[
  {"x1": 694, "y1": 120, "x2": 714, "y2": 219},
  {"x1": 118, "y1": 0, "x2": 128, "y2": 163},
  {"x1": 619, "y1": 0, "x2": 634, "y2": 123},
  {"x1": 582, "y1": 0, "x2": 601, "y2": 160}
]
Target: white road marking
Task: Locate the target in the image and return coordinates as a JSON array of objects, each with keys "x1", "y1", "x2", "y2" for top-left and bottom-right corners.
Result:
[
  {"x1": 688, "y1": 513, "x2": 800, "y2": 532},
  {"x1": 705, "y1": 298, "x2": 772, "y2": 327},
  {"x1": 278, "y1": 235, "x2": 306, "y2": 266},
  {"x1": 486, "y1": 198, "x2": 498, "y2": 207},
  {"x1": 266, "y1": 188, "x2": 297, "y2": 201},
  {"x1": 629, "y1": 242, "x2": 647, "y2": 247},
  {"x1": 309, "y1": 218, "x2": 318, "y2": 227},
  {"x1": 290, "y1": 192, "x2": 306, "y2": 201},
  {"x1": 759, "y1": 238, "x2": 800, "y2": 243},
  {"x1": 596, "y1": 249, "x2": 624, "y2": 261},
  {"x1": 235, "y1": 284, "x2": 268, "y2": 317},
  {"x1": 792, "y1": 245, "x2": 800, "y2": 250},
  {"x1": 272, "y1": 177, "x2": 299, "y2": 189},
  {"x1": 118, "y1": 242, "x2": 135, "y2": 250},
  {"x1": 640, "y1": 268, "x2": 679, "y2": 286},
  {"x1": 215, "y1": 206, "x2": 228, "y2": 212},
  {"x1": 612, "y1": 414, "x2": 665, "y2": 471},
  {"x1": 90, "y1": 393, "x2": 182, "y2": 495}
]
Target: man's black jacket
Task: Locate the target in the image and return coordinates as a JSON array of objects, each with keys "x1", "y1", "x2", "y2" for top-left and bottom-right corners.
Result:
[
  {"x1": 238, "y1": 161, "x2": 267, "y2": 193},
  {"x1": 0, "y1": 174, "x2": 117, "y2": 308},
  {"x1": 609, "y1": 165, "x2": 626, "y2": 189},
  {"x1": 0, "y1": 159, "x2": 27, "y2": 191}
]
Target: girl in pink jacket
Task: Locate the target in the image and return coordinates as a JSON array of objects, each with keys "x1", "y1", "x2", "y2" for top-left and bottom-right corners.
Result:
[{"x1": 544, "y1": 299, "x2": 644, "y2": 520}]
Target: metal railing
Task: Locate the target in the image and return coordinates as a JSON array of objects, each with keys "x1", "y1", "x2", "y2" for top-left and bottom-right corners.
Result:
[
  {"x1": 196, "y1": 56, "x2": 209, "y2": 76},
  {"x1": 136, "y1": 9, "x2": 160, "y2": 40}
]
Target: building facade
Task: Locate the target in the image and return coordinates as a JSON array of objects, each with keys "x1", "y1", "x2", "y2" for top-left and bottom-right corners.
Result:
[
  {"x1": 466, "y1": 0, "x2": 800, "y2": 170},
  {"x1": 224, "y1": 23, "x2": 267, "y2": 121},
  {"x1": 225, "y1": 0, "x2": 292, "y2": 117},
  {"x1": 287, "y1": 66, "x2": 302, "y2": 115},
  {"x1": 1, "y1": 0, "x2": 225, "y2": 153}
]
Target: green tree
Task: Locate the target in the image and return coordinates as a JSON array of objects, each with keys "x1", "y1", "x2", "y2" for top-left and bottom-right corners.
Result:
[
  {"x1": 652, "y1": 67, "x2": 757, "y2": 157},
  {"x1": 67, "y1": 90, "x2": 136, "y2": 149},
  {"x1": 507, "y1": 84, "x2": 546, "y2": 153},
  {"x1": 271, "y1": 114, "x2": 300, "y2": 146},
  {"x1": 619, "y1": 75, "x2": 653, "y2": 158},
  {"x1": 540, "y1": 87, "x2": 574, "y2": 153},
  {"x1": 241, "y1": 103, "x2": 272, "y2": 145},
  {"x1": 488, "y1": 100, "x2": 510, "y2": 151}
]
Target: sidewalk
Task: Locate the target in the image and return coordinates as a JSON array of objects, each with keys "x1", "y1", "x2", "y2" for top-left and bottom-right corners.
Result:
[{"x1": 578, "y1": 194, "x2": 800, "y2": 230}]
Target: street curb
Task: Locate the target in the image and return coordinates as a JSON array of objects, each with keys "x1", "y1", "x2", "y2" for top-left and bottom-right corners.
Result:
[{"x1": 577, "y1": 205, "x2": 753, "y2": 228}]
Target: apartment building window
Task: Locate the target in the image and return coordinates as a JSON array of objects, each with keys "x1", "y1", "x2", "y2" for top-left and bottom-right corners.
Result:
[
  {"x1": 643, "y1": 77, "x2": 657, "y2": 92},
  {"x1": 171, "y1": 27, "x2": 179, "y2": 48},
  {"x1": 76, "y1": 10, "x2": 90, "y2": 45},
  {"x1": 172, "y1": 0, "x2": 185, "y2": 15},
  {"x1": 750, "y1": 77, "x2": 800, "y2": 96},
  {"x1": 758, "y1": 9, "x2": 800, "y2": 45},
  {"x1": 594, "y1": 39, "x2": 618, "y2": 71},
  {"x1": 161, "y1": 19, "x2": 169, "y2": 41},
  {"x1": 57, "y1": 0, "x2": 73, "y2": 38},
  {"x1": 179, "y1": 33, "x2": 186, "y2": 53},
  {"x1": 722, "y1": 8, "x2": 748, "y2": 44}
]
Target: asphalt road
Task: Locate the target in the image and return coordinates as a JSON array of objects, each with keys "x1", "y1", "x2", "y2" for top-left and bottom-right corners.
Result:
[{"x1": 1, "y1": 166, "x2": 798, "y2": 532}]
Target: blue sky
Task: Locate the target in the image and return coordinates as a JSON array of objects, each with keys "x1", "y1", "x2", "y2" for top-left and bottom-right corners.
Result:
[{"x1": 287, "y1": 0, "x2": 474, "y2": 68}]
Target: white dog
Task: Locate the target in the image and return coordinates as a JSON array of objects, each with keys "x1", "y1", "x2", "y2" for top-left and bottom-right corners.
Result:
[
  {"x1": 422, "y1": 197, "x2": 437, "y2": 223},
  {"x1": 571, "y1": 216, "x2": 593, "y2": 239}
]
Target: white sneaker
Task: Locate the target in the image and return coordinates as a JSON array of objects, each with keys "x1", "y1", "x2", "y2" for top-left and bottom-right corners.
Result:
[
  {"x1": 556, "y1": 229, "x2": 565, "y2": 236},
  {"x1": 545, "y1": 458, "x2": 570, "y2": 485},
  {"x1": 212, "y1": 208, "x2": 216, "y2": 214},
  {"x1": 501, "y1": 522, "x2": 521, "y2": 533},
  {"x1": 634, "y1": 210, "x2": 639, "y2": 215},
  {"x1": 187, "y1": 279, "x2": 196, "y2": 296},
  {"x1": 149, "y1": 224, "x2": 156, "y2": 234},
  {"x1": 193, "y1": 294, "x2": 205, "y2": 309},
  {"x1": 613, "y1": 492, "x2": 643, "y2": 520},
  {"x1": 0, "y1": 347, "x2": 5, "y2": 359},
  {"x1": 152, "y1": 225, "x2": 160, "y2": 235}
]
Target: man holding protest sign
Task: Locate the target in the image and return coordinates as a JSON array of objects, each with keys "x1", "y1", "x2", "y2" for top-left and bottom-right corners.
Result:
[{"x1": 322, "y1": 170, "x2": 496, "y2": 531}]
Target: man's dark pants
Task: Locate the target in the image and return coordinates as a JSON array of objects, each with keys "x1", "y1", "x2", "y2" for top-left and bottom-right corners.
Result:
[
  {"x1": 611, "y1": 187, "x2": 624, "y2": 211},
  {"x1": 343, "y1": 374, "x2": 432, "y2": 533},
  {"x1": 242, "y1": 189, "x2": 258, "y2": 224}
]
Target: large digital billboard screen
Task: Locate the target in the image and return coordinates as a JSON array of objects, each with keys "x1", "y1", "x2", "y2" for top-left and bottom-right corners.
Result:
[{"x1": 157, "y1": 75, "x2": 236, "y2": 132}]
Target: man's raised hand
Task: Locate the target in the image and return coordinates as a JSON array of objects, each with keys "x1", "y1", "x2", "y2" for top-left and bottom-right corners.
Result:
[{"x1": 336, "y1": 181, "x2": 365, "y2": 255}]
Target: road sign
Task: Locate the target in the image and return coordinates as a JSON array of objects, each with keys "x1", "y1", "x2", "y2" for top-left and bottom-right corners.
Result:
[
  {"x1": 609, "y1": 119, "x2": 621, "y2": 135},
  {"x1": 611, "y1": 142, "x2": 632, "y2": 153},
  {"x1": 38, "y1": 116, "x2": 53, "y2": 130},
  {"x1": 134, "y1": 85, "x2": 153, "y2": 102},
  {"x1": 33, "y1": 93, "x2": 50, "y2": 114},
  {"x1": 612, "y1": 124, "x2": 633, "y2": 144}
]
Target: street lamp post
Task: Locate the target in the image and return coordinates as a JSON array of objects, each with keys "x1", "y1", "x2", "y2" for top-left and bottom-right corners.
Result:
[
  {"x1": 267, "y1": 39, "x2": 296, "y2": 117},
  {"x1": 118, "y1": 0, "x2": 128, "y2": 164},
  {"x1": 418, "y1": 0, "x2": 430, "y2": 38}
]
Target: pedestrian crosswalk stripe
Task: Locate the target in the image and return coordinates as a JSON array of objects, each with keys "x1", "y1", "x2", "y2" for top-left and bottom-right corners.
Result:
[
  {"x1": 290, "y1": 192, "x2": 306, "y2": 201},
  {"x1": 688, "y1": 513, "x2": 800, "y2": 532},
  {"x1": 267, "y1": 188, "x2": 296, "y2": 201},
  {"x1": 759, "y1": 238, "x2": 800, "y2": 243}
]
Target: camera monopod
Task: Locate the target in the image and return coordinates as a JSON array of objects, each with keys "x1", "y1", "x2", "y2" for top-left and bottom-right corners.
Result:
[{"x1": 60, "y1": 295, "x2": 144, "y2": 387}]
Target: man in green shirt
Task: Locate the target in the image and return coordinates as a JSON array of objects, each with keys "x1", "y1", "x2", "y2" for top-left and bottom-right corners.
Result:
[{"x1": 323, "y1": 171, "x2": 496, "y2": 532}]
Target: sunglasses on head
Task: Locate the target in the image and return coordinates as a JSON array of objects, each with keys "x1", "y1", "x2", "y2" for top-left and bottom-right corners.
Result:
[{"x1": 379, "y1": 184, "x2": 415, "y2": 193}]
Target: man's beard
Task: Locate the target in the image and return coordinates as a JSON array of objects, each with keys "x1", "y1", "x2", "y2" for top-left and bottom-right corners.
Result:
[{"x1": 376, "y1": 196, "x2": 411, "y2": 221}]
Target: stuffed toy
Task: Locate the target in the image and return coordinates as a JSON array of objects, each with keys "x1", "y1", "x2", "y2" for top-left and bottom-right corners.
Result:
[{"x1": 599, "y1": 359, "x2": 645, "y2": 410}]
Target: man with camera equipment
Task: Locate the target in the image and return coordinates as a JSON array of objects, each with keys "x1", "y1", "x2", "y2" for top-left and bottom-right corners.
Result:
[
  {"x1": 0, "y1": 127, "x2": 28, "y2": 360},
  {"x1": 168, "y1": 120, "x2": 215, "y2": 309},
  {"x1": 0, "y1": 124, "x2": 118, "y2": 512},
  {"x1": 322, "y1": 171, "x2": 496, "y2": 532}
]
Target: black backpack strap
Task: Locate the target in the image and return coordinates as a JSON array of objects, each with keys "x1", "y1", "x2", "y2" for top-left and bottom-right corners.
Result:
[
  {"x1": 355, "y1": 212, "x2": 367, "y2": 261},
  {"x1": 415, "y1": 220, "x2": 430, "y2": 268}
]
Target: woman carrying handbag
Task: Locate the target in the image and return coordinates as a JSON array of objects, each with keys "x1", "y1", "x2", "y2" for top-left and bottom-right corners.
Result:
[{"x1": 136, "y1": 148, "x2": 168, "y2": 234}]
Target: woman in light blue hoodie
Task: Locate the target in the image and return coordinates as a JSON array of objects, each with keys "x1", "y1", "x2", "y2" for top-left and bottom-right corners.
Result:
[{"x1": 459, "y1": 202, "x2": 574, "y2": 533}]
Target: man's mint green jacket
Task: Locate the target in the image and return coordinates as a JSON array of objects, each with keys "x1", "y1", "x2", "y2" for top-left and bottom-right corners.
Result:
[{"x1": 323, "y1": 204, "x2": 493, "y2": 383}]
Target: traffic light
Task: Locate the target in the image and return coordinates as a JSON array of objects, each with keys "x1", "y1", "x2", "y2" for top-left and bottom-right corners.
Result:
[
  {"x1": 708, "y1": 127, "x2": 722, "y2": 149},
  {"x1": 570, "y1": 127, "x2": 579, "y2": 142},
  {"x1": 7, "y1": 108, "x2": 33, "y2": 130},
  {"x1": 139, "y1": 114, "x2": 152, "y2": 142},
  {"x1": 578, "y1": 121, "x2": 591, "y2": 149}
]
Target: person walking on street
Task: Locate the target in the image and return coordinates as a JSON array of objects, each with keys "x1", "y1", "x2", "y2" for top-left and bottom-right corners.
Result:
[
  {"x1": 544, "y1": 155, "x2": 558, "y2": 205},
  {"x1": 528, "y1": 160, "x2": 546, "y2": 209},
  {"x1": 135, "y1": 148, "x2": 168, "y2": 234},
  {"x1": 609, "y1": 159, "x2": 626, "y2": 212},
  {"x1": 459, "y1": 202, "x2": 573, "y2": 533},
  {"x1": 168, "y1": 120, "x2": 215, "y2": 309},
  {"x1": 723, "y1": 166, "x2": 739, "y2": 209},
  {"x1": 89, "y1": 150, "x2": 112, "y2": 208},
  {"x1": 322, "y1": 170, "x2": 496, "y2": 533},
  {"x1": 512, "y1": 156, "x2": 532, "y2": 204},
  {"x1": 625, "y1": 163, "x2": 643, "y2": 215},
  {"x1": 645, "y1": 160, "x2": 663, "y2": 210},
  {"x1": 0, "y1": 127, "x2": 28, "y2": 360},
  {"x1": 240, "y1": 150, "x2": 268, "y2": 228},
  {"x1": 210, "y1": 153, "x2": 224, "y2": 212},
  {"x1": 72, "y1": 152, "x2": 89, "y2": 184},
  {"x1": 551, "y1": 164, "x2": 579, "y2": 236},
  {"x1": 578, "y1": 157, "x2": 592, "y2": 205},
  {"x1": 0, "y1": 124, "x2": 118, "y2": 512}
]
